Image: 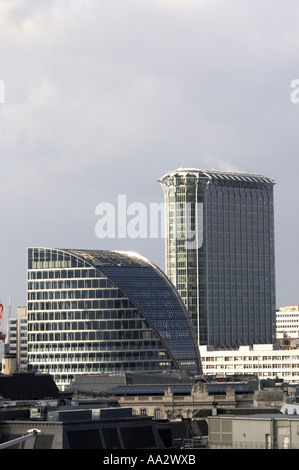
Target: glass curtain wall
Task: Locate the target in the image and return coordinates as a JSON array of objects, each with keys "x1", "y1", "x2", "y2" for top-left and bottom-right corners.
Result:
[
  {"x1": 27, "y1": 248, "x2": 201, "y2": 390},
  {"x1": 159, "y1": 169, "x2": 276, "y2": 349}
]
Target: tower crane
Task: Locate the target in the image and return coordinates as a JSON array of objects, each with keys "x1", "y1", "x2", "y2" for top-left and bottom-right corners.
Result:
[{"x1": 0, "y1": 303, "x2": 5, "y2": 341}]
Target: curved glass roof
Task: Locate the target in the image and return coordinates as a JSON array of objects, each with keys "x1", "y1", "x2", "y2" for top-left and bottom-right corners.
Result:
[
  {"x1": 65, "y1": 249, "x2": 149, "y2": 268},
  {"x1": 64, "y1": 249, "x2": 202, "y2": 374}
]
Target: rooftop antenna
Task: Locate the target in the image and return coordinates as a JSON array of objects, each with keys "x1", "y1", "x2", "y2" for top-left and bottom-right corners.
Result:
[
  {"x1": 0, "y1": 302, "x2": 5, "y2": 341},
  {"x1": 8, "y1": 295, "x2": 12, "y2": 319}
]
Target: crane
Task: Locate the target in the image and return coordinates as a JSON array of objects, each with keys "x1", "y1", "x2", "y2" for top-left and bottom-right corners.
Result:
[{"x1": 0, "y1": 303, "x2": 5, "y2": 341}]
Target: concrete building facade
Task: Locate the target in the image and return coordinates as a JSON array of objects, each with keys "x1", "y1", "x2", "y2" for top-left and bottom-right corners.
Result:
[
  {"x1": 200, "y1": 344, "x2": 299, "y2": 383},
  {"x1": 276, "y1": 305, "x2": 299, "y2": 340},
  {"x1": 208, "y1": 413, "x2": 299, "y2": 449},
  {"x1": 8, "y1": 307, "x2": 28, "y2": 371}
]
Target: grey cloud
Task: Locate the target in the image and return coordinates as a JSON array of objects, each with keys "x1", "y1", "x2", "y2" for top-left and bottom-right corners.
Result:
[{"x1": 0, "y1": 0, "x2": 298, "y2": 316}]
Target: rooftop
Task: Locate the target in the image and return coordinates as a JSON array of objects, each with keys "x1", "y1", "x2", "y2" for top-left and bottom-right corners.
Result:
[
  {"x1": 64, "y1": 249, "x2": 150, "y2": 268},
  {"x1": 159, "y1": 168, "x2": 275, "y2": 185}
]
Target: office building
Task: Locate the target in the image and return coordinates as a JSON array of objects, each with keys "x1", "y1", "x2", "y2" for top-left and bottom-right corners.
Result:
[
  {"x1": 159, "y1": 168, "x2": 276, "y2": 348},
  {"x1": 7, "y1": 306, "x2": 28, "y2": 371},
  {"x1": 27, "y1": 248, "x2": 201, "y2": 390},
  {"x1": 199, "y1": 343, "x2": 299, "y2": 384},
  {"x1": 276, "y1": 305, "x2": 299, "y2": 340}
]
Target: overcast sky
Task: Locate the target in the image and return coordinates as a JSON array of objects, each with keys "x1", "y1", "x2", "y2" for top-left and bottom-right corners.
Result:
[{"x1": 0, "y1": 0, "x2": 298, "y2": 324}]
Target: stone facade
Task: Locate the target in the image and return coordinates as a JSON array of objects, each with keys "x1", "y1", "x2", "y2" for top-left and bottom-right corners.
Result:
[{"x1": 114, "y1": 383, "x2": 259, "y2": 420}]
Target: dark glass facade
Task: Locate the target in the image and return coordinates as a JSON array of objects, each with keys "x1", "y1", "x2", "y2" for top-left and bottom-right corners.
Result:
[
  {"x1": 27, "y1": 248, "x2": 201, "y2": 390},
  {"x1": 159, "y1": 168, "x2": 276, "y2": 349}
]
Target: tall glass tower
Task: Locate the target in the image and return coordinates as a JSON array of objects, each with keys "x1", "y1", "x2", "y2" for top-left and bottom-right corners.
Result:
[{"x1": 159, "y1": 168, "x2": 276, "y2": 349}]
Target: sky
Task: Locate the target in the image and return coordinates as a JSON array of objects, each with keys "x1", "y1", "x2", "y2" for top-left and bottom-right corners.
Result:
[{"x1": 0, "y1": 0, "x2": 299, "y2": 327}]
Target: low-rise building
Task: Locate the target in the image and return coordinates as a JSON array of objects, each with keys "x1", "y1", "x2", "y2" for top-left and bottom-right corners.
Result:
[
  {"x1": 0, "y1": 372, "x2": 165, "y2": 449},
  {"x1": 208, "y1": 413, "x2": 299, "y2": 449},
  {"x1": 276, "y1": 305, "x2": 299, "y2": 349},
  {"x1": 200, "y1": 344, "x2": 299, "y2": 383},
  {"x1": 68, "y1": 373, "x2": 290, "y2": 420},
  {"x1": 0, "y1": 403, "x2": 165, "y2": 449}
]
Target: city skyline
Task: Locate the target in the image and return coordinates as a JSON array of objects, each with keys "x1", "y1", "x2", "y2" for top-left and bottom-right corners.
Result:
[{"x1": 0, "y1": 1, "x2": 299, "y2": 321}]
